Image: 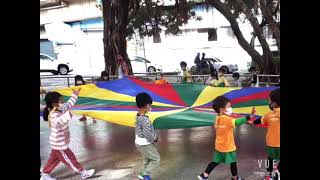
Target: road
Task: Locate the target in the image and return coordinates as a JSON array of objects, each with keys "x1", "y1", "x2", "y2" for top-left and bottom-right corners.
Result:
[{"x1": 40, "y1": 116, "x2": 271, "y2": 180}]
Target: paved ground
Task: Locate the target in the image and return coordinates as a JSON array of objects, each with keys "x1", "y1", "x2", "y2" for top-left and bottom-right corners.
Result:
[{"x1": 40, "y1": 115, "x2": 271, "y2": 180}]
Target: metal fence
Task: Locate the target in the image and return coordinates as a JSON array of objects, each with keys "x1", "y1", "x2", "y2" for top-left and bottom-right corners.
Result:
[{"x1": 40, "y1": 73, "x2": 279, "y2": 91}]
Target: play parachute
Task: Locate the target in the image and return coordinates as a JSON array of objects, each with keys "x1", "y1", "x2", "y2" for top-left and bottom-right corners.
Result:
[{"x1": 57, "y1": 77, "x2": 278, "y2": 129}]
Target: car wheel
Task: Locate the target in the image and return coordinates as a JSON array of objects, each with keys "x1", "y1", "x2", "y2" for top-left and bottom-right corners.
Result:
[
  {"x1": 148, "y1": 66, "x2": 156, "y2": 73},
  {"x1": 220, "y1": 66, "x2": 229, "y2": 74},
  {"x1": 58, "y1": 65, "x2": 69, "y2": 75}
]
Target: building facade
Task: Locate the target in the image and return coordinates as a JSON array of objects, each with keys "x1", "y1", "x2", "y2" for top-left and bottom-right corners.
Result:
[{"x1": 40, "y1": 0, "x2": 278, "y2": 73}]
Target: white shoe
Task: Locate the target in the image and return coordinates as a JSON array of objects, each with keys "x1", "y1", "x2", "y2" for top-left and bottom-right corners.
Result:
[
  {"x1": 40, "y1": 173, "x2": 56, "y2": 180},
  {"x1": 80, "y1": 169, "x2": 95, "y2": 179}
]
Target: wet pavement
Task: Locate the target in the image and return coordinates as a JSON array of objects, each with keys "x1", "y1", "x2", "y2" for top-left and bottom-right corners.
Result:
[{"x1": 40, "y1": 116, "x2": 270, "y2": 180}]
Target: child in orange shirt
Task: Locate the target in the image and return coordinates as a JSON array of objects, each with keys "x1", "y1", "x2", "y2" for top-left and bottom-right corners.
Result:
[
  {"x1": 249, "y1": 88, "x2": 280, "y2": 179},
  {"x1": 154, "y1": 73, "x2": 168, "y2": 84},
  {"x1": 198, "y1": 96, "x2": 255, "y2": 180}
]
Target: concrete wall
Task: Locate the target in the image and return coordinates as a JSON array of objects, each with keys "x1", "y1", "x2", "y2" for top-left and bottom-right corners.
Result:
[{"x1": 40, "y1": 0, "x2": 102, "y2": 25}]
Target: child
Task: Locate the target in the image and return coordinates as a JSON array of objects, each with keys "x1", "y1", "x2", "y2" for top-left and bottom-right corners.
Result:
[
  {"x1": 210, "y1": 68, "x2": 230, "y2": 87},
  {"x1": 248, "y1": 67, "x2": 258, "y2": 87},
  {"x1": 180, "y1": 61, "x2": 193, "y2": 84},
  {"x1": 135, "y1": 92, "x2": 160, "y2": 180},
  {"x1": 117, "y1": 54, "x2": 129, "y2": 79},
  {"x1": 40, "y1": 79, "x2": 46, "y2": 99},
  {"x1": 249, "y1": 88, "x2": 280, "y2": 179},
  {"x1": 75, "y1": 75, "x2": 87, "y2": 122},
  {"x1": 197, "y1": 96, "x2": 255, "y2": 180},
  {"x1": 41, "y1": 89, "x2": 95, "y2": 180},
  {"x1": 74, "y1": 75, "x2": 96, "y2": 123},
  {"x1": 96, "y1": 70, "x2": 110, "y2": 82},
  {"x1": 75, "y1": 75, "x2": 86, "y2": 86},
  {"x1": 232, "y1": 73, "x2": 242, "y2": 87},
  {"x1": 101, "y1": 70, "x2": 110, "y2": 81},
  {"x1": 154, "y1": 73, "x2": 168, "y2": 84}
]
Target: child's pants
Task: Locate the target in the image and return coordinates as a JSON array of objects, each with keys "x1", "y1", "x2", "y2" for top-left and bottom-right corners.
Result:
[
  {"x1": 205, "y1": 161, "x2": 238, "y2": 176},
  {"x1": 136, "y1": 144, "x2": 160, "y2": 176},
  {"x1": 267, "y1": 157, "x2": 280, "y2": 173},
  {"x1": 42, "y1": 149, "x2": 84, "y2": 174}
]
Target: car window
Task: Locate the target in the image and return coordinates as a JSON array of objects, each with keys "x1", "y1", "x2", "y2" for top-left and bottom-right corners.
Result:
[
  {"x1": 131, "y1": 58, "x2": 144, "y2": 63},
  {"x1": 40, "y1": 55, "x2": 51, "y2": 61}
]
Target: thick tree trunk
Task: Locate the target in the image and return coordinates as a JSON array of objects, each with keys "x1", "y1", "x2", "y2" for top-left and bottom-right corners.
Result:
[
  {"x1": 209, "y1": 0, "x2": 264, "y2": 70},
  {"x1": 259, "y1": 0, "x2": 280, "y2": 51},
  {"x1": 153, "y1": 30, "x2": 161, "y2": 43},
  {"x1": 234, "y1": 0, "x2": 274, "y2": 74},
  {"x1": 102, "y1": 0, "x2": 133, "y2": 76}
]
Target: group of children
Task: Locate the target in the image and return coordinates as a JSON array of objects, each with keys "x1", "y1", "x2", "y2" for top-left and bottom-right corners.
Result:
[
  {"x1": 41, "y1": 68, "x2": 279, "y2": 180},
  {"x1": 198, "y1": 88, "x2": 280, "y2": 180},
  {"x1": 180, "y1": 61, "x2": 259, "y2": 87},
  {"x1": 134, "y1": 88, "x2": 280, "y2": 180}
]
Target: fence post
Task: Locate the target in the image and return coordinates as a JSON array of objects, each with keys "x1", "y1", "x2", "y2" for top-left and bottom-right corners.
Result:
[
  {"x1": 67, "y1": 77, "x2": 70, "y2": 87},
  {"x1": 257, "y1": 75, "x2": 260, "y2": 87}
]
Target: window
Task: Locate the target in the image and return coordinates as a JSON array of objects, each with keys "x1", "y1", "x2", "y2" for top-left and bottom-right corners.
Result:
[
  {"x1": 40, "y1": 55, "x2": 51, "y2": 61},
  {"x1": 208, "y1": 28, "x2": 217, "y2": 41},
  {"x1": 226, "y1": 27, "x2": 235, "y2": 38}
]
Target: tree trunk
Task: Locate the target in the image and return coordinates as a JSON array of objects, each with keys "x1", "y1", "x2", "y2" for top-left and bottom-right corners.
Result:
[
  {"x1": 153, "y1": 30, "x2": 161, "y2": 43},
  {"x1": 234, "y1": 0, "x2": 274, "y2": 74},
  {"x1": 102, "y1": 0, "x2": 133, "y2": 76},
  {"x1": 209, "y1": 0, "x2": 264, "y2": 70},
  {"x1": 259, "y1": 0, "x2": 280, "y2": 51}
]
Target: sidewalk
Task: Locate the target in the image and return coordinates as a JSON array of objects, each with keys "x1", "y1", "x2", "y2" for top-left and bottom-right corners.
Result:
[{"x1": 40, "y1": 115, "x2": 270, "y2": 180}]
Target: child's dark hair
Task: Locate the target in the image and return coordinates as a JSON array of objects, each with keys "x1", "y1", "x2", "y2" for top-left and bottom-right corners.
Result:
[
  {"x1": 180, "y1": 61, "x2": 187, "y2": 67},
  {"x1": 101, "y1": 71, "x2": 109, "y2": 80},
  {"x1": 218, "y1": 68, "x2": 225, "y2": 74},
  {"x1": 75, "y1": 75, "x2": 85, "y2": 86},
  {"x1": 212, "y1": 96, "x2": 230, "y2": 113},
  {"x1": 43, "y1": 92, "x2": 63, "y2": 121},
  {"x1": 249, "y1": 67, "x2": 257, "y2": 72},
  {"x1": 270, "y1": 88, "x2": 280, "y2": 106},
  {"x1": 136, "y1": 92, "x2": 153, "y2": 108},
  {"x1": 232, "y1": 72, "x2": 240, "y2": 79}
]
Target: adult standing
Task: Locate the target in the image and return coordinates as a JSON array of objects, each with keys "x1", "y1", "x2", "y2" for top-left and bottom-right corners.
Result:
[
  {"x1": 117, "y1": 54, "x2": 129, "y2": 79},
  {"x1": 194, "y1": 53, "x2": 201, "y2": 70}
]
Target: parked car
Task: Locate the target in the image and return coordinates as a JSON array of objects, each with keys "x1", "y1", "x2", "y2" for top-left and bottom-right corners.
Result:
[
  {"x1": 190, "y1": 57, "x2": 238, "y2": 75},
  {"x1": 207, "y1": 57, "x2": 238, "y2": 74},
  {"x1": 130, "y1": 56, "x2": 162, "y2": 73},
  {"x1": 40, "y1": 53, "x2": 73, "y2": 75}
]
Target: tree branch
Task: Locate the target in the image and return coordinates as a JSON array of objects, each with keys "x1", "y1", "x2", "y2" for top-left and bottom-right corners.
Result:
[
  {"x1": 259, "y1": 0, "x2": 280, "y2": 50},
  {"x1": 207, "y1": 0, "x2": 264, "y2": 69}
]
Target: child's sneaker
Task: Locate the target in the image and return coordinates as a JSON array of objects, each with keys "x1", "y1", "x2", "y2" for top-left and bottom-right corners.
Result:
[
  {"x1": 271, "y1": 170, "x2": 279, "y2": 180},
  {"x1": 80, "y1": 169, "x2": 95, "y2": 179},
  {"x1": 143, "y1": 175, "x2": 152, "y2": 180},
  {"x1": 264, "y1": 173, "x2": 273, "y2": 180},
  {"x1": 40, "y1": 173, "x2": 56, "y2": 180},
  {"x1": 197, "y1": 174, "x2": 208, "y2": 180},
  {"x1": 137, "y1": 173, "x2": 144, "y2": 180}
]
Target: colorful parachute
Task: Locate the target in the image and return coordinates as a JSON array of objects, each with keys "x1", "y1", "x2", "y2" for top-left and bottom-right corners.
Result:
[{"x1": 57, "y1": 77, "x2": 279, "y2": 129}]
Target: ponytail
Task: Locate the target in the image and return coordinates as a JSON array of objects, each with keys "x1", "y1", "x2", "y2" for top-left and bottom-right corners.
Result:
[{"x1": 43, "y1": 107, "x2": 49, "y2": 121}]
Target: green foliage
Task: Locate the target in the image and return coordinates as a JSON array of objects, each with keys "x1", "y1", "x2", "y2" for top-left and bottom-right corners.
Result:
[{"x1": 126, "y1": 0, "x2": 199, "y2": 39}]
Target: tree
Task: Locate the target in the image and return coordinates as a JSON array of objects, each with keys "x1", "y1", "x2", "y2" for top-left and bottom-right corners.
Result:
[
  {"x1": 206, "y1": 0, "x2": 280, "y2": 74},
  {"x1": 100, "y1": 0, "x2": 198, "y2": 76}
]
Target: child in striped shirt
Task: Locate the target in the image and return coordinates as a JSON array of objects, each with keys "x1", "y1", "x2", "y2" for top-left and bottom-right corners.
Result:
[
  {"x1": 135, "y1": 92, "x2": 160, "y2": 180},
  {"x1": 40, "y1": 88, "x2": 95, "y2": 180}
]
